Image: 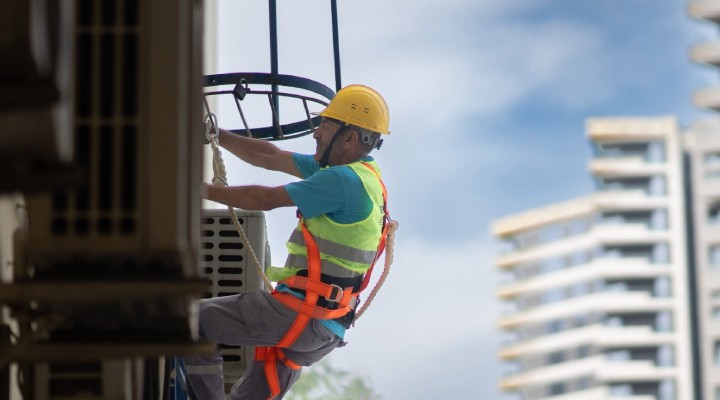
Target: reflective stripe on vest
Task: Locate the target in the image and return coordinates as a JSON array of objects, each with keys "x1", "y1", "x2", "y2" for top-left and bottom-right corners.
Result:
[{"x1": 283, "y1": 160, "x2": 384, "y2": 277}]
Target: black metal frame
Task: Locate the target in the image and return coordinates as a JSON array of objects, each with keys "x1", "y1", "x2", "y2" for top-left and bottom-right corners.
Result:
[
  {"x1": 203, "y1": 73, "x2": 335, "y2": 140},
  {"x1": 203, "y1": 1, "x2": 343, "y2": 141}
]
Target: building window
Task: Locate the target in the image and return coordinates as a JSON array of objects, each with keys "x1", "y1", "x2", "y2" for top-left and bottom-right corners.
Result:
[
  {"x1": 657, "y1": 345, "x2": 674, "y2": 367},
  {"x1": 715, "y1": 341, "x2": 720, "y2": 366},
  {"x1": 609, "y1": 384, "x2": 632, "y2": 396},
  {"x1": 712, "y1": 306, "x2": 720, "y2": 320},
  {"x1": 607, "y1": 350, "x2": 630, "y2": 362},
  {"x1": 709, "y1": 202, "x2": 720, "y2": 225},
  {"x1": 653, "y1": 276, "x2": 671, "y2": 298},
  {"x1": 572, "y1": 282, "x2": 590, "y2": 297},
  {"x1": 606, "y1": 316, "x2": 623, "y2": 327},
  {"x1": 545, "y1": 320, "x2": 563, "y2": 334},
  {"x1": 655, "y1": 311, "x2": 672, "y2": 332},
  {"x1": 577, "y1": 345, "x2": 590, "y2": 359},
  {"x1": 649, "y1": 175, "x2": 666, "y2": 196},
  {"x1": 572, "y1": 250, "x2": 590, "y2": 265},
  {"x1": 549, "y1": 382, "x2": 565, "y2": 396},
  {"x1": 659, "y1": 380, "x2": 675, "y2": 400},
  {"x1": 577, "y1": 376, "x2": 593, "y2": 390},
  {"x1": 651, "y1": 209, "x2": 668, "y2": 230},
  {"x1": 647, "y1": 141, "x2": 665, "y2": 163},
  {"x1": 516, "y1": 232, "x2": 538, "y2": 250},
  {"x1": 652, "y1": 243, "x2": 670, "y2": 264},
  {"x1": 542, "y1": 287, "x2": 566, "y2": 304},
  {"x1": 548, "y1": 351, "x2": 564, "y2": 365},
  {"x1": 704, "y1": 151, "x2": 720, "y2": 166},
  {"x1": 709, "y1": 245, "x2": 720, "y2": 268}
]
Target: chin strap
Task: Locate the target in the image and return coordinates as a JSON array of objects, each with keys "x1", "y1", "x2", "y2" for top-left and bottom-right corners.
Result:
[{"x1": 318, "y1": 125, "x2": 348, "y2": 168}]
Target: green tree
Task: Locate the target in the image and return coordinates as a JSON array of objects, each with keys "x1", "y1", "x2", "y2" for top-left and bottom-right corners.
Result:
[{"x1": 286, "y1": 359, "x2": 382, "y2": 400}]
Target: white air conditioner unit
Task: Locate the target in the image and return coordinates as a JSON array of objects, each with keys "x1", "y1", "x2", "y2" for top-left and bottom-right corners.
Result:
[
  {"x1": 200, "y1": 208, "x2": 270, "y2": 389},
  {"x1": 25, "y1": 0, "x2": 204, "y2": 278},
  {"x1": 8, "y1": 0, "x2": 206, "y2": 348}
]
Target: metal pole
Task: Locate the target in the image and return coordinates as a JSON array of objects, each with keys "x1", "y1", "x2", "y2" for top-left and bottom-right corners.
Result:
[
  {"x1": 269, "y1": 0, "x2": 280, "y2": 133},
  {"x1": 330, "y1": 0, "x2": 342, "y2": 92}
]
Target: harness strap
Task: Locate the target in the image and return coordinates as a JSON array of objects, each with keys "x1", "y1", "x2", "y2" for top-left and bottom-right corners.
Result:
[
  {"x1": 272, "y1": 291, "x2": 355, "y2": 320},
  {"x1": 254, "y1": 347, "x2": 301, "y2": 399},
  {"x1": 256, "y1": 161, "x2": 390, "y2": 399},
  {"x1": 255, "y1": 217, "x2": 321, "y2": 399},
  {"x1": 280, "y1": 275, "x2": 354, "y2": 304}
]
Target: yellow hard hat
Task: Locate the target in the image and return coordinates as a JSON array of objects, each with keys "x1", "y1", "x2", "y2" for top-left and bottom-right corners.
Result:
[{"x1": 318, "y1": 85, "x2": 390, "y2": 135}]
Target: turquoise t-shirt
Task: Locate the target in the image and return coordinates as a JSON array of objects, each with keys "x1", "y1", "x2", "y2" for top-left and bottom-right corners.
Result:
[
  {"x1": 284, "y1": 154, "x2": 374, "y2": 222},
  {"x1": 281, "y1": 154, "x2": 375, "y2": 338}
]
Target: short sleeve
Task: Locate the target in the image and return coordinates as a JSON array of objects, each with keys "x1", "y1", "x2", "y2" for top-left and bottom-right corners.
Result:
[
  {"x1": 285, "y1": 169, "x2": 346, "y2": 219},
  {"x1": 292, "y1": 153, "x2": 320, "y2": 179}
]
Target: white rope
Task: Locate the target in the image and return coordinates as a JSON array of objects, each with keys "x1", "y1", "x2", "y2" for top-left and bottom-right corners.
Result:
[
  {"x1": 205, "y1": 113, "x2": 274, "y2": 292},
  {"x1": 353, "y1": 219, "x2": 398, "y2": 323}
]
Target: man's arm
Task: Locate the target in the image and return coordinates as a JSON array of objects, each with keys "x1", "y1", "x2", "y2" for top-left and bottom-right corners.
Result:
[
  {"x1": 218, "y1": 129, "x2": 303, "y2": 178},
  {"x1": 203, "y1": 183, "x2": 294, "y2": 211}
]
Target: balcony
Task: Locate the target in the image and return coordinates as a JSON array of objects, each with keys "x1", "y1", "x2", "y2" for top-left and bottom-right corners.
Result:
[
  {"x1": 591, "y1": 222, "x2": 668, "y2": 244},
  {"x1": 497, "y1": 258, "x2": 667, "y2": 299},
  {"x1": 535, "y1": 387, "x2": 621, "y2": 400},
  {"x1": 691, "y1": 40, "x2": 720, "y2": 66},
  {"x1": 693, "y1": 86, "x2": 720, "y2": 111},
  {"x1": 500, "y1": 355, "x2": 605, "y2": 390},
  {"x1": 500, "y1": 325, "x2": 599, "y2": 359},
  {"x1": 595, "y1": 326, "x2": 674, "y2": 347},
  {"x1": 495, "y1": 235, "x2": 595, "y2": 269},
  {"x1": 688, "y1": 0, "x2": 720, "y2": 23},
  {"x1": 593, "y1": 189, "x2": 667, "y2": 210},
  {"x1": 588, "y1": 157, "x2": 666, "y2": 178},
  {"x1": 597, "y1": 360, "x2": 676, "y2": 382},
  {"x1": 499, "y1": 292, "x2": 672, "y2": 329},
  {"x1": 500, "y1": 325, "x2": 673, "y2": 360}
]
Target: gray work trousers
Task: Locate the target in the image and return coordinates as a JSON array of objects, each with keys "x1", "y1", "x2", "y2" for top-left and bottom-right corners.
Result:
[{"x1": 184, "y1": 290, "x2": 343, "y2": 399}]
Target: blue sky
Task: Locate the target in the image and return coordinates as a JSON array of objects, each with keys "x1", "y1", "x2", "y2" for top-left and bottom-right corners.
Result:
[{"x1": 208, "y1": 1, "x2": 716, "y2": 398}]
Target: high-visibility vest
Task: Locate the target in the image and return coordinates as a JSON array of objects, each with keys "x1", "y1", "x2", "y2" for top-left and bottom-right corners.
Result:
[
  {"x1": 283, "y1": 159, "x2": 386, "y2": 279},
  {"x1": 256, "y1": 161, "x2": 390, "y2": 399}
]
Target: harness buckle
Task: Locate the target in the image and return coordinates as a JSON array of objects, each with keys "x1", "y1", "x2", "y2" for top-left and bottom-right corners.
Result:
[{"x1": 325, "y1": 284, "x2": 344, "y2": 303}]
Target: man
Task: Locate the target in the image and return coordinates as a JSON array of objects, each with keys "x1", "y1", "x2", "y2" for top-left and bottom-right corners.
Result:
[{"x1": 185, "y1": 85, "x2": 391, "y2": 399}]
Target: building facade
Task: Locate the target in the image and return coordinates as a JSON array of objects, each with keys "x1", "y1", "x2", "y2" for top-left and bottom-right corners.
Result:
[
  {"x1": 689, "y1": 1, "x2": 720, "y2": 399},
  {"x1": 493, "y1": 117, "x2": 694, "y2": 400},
  {"x1": 685, "y1": 117, "x2": 720, "y2": 400}
]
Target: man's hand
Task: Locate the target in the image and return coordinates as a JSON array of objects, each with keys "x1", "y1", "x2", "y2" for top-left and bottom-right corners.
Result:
[{"x1": 201, "y1": 182, "x2": 211, "y2": 199}]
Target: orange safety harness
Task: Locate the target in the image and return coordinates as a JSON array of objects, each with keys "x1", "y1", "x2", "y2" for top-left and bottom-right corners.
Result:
[{"x1": 255, "y1": 162, "x2": 390, "y2": 399}]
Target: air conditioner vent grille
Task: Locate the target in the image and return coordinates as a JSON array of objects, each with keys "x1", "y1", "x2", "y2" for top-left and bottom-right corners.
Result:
[
  {"x1": 48, "y1": 1, "x2": 140, "y2": 239},
  {"x1": 200, "y1": 209, "x2": 268, "y2": 382}
]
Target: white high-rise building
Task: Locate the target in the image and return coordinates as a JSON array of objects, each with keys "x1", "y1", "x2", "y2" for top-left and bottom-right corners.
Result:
[
  {"x1": 684, "y1": 117, "x2": 720, "y2": 400},
  {"x1": 689, "y1": 1, "x2": 720, "y2": 399},
  {"x1": 493, "y1": 116, "x2": 695, "y2": 400}
]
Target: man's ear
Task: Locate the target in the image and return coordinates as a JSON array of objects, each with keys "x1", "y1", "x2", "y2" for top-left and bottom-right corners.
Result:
[{"x1": 344, "y1": 128, "x2": 360, "y2": 146}]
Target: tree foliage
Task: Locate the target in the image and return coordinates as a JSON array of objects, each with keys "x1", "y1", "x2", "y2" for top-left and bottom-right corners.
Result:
[{"x1": 286, "y1": 359, "x2": 382, "y2": 400}]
